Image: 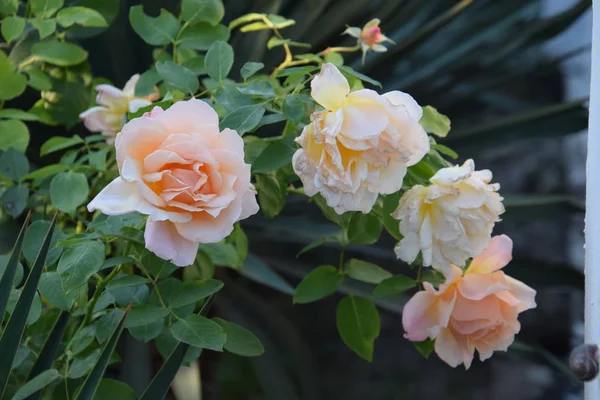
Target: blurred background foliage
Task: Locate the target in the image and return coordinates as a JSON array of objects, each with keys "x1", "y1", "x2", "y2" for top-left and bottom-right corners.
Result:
[{"x1": 3, "y1": 0, "x2": 590, "y2": 399}]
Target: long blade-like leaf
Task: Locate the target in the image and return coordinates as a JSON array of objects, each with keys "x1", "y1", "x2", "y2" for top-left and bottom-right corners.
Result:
[
  {"x1": 0, "y1": 212, "x2": 30, "y2": 328},
  {"x1": 139, "y1": 295, "x2": 215, "y2": 400},
  {"x1": 75, "y1": 309, "x2": 128, "y2": 400},
  {"x1": 25, "y1": 311, "x2": 70, "y2": 400},
  {"x1": 0, "y1": 213, "x2": 57, "y2": 399}
]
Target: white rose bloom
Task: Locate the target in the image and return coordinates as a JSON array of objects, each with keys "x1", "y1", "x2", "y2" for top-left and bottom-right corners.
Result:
[
  {"x1": 292, "y1": 63, "x2": 429, "y2": 214},
  {"x1": 392, "y1": 159, "x2": 505, "y2": 275}
]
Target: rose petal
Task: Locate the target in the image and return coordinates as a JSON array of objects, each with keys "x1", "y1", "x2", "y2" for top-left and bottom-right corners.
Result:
[
  {"x1": 144, "y1": 219, "x2": 199, "y2": 267},
  {"x1": 311, "y1": 63, "x2": 349, "y2": 110},
  {"x1": 153, "y1": 98, "x2": 219, "y2": 136},
  {"x1": 87, "y1": 177, "x2": 137, "y2": 215},
  {"x1": 435, "y1": 328, "x2": 469, "y2": 368},
  {"x1": 467, "y1": 235, "x2": 513, "y2": 275},
  {"x1": 342, "y1": 89, "x2": 388, "y2": 140}
]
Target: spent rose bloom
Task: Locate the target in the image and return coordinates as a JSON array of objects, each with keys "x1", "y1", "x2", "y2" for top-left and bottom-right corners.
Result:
[
  {"x1": 87, "y1": 99, "x2": 259, "y2": 266},
  {"x1": 79, "y1": 74, "x2": 159, "y2": 142},
  {"x1": 392, "y1": 159, "x2": 504, "y2": 275},
  {"x1": 402, "y1": 235, "x2": 536, "y2": 369},
  {"x1": 292, "y1": 63, "x2": 429, "y2": 214},
  {"x1": 343, "y1": 18, "x2": 394, "y2": 62}
]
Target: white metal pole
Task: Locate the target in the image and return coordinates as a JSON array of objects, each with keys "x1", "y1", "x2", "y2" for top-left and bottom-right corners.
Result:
[{"x1": 586, "y1": 1, "x2": 600, "y2": 398}]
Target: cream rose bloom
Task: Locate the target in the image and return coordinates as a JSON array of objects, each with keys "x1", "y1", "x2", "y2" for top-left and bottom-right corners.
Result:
[
  {"x1": 392, "y1": 159, "x2": 504, "y2": 275},
  {"x1": 402, "y1": 235, "x2": 536, "y2": 369},
  {"x1": 292, "y1": 63, "x2": 429, "y2": 214},
  {"x1": 79, "y1": 74, "x2": 159, "y2": 142},
  {"x1": 88, "y1": 99, "x2": 259, "y2": 266}
]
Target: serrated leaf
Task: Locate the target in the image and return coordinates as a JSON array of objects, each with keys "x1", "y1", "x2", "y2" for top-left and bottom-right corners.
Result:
[
  {"x1": 95, "y1": 309, "x2": 125, "y2": 344},
  {"x1": 181, "y1": 0, "x2": 224, "y2": 25},
  {"x1": 347, "y1": 212, "x2": 382, "y2": 245},
  {"x1": 156, "y1": 61, "x2": 199, "y2": 94},
  {"x1": 336, "y1": 295, "x2": 380, "y2": 362},
  {"x1": 39, "y1": 272, "x2": 76, "y2": 310},
  {"x1": 170, "y1": 280, "x2": 223, "y2": 308},
  {"x1": 23, "y1": 220, "x2": 63, "y2": 265},
  {"x1": 294, "y1": 265, "x2": 343, "y2": 304},
  {"x1": 125, "y1": 304, "x2": 169, "y2": 328},
  {"x1": 57, "y1": 240, "x2": 105, "y2": 293},
  {"x1": 240, "y1": 62, "x2": 264, "y2": 80},
  {"x1": 204, "y1": 40, "x2": 233, "y2": 81},
  {"x1": 220, "y1": 104, "x2": 264, "y2": 135},
  {"x1": 178, "y1": 23, "x2": 229, "y2": 50}
]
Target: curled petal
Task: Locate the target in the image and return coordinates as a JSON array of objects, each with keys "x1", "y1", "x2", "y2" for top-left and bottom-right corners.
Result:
[
  {"x1": 144, "y1": 219, "x2": 199, "y2": 267},
  {"x1": 87, "y1": 177, "x2": 137, "y2": 215},
  {"x1": 311, "y1": 63, "x2": 349, "y2": 111},
  {"x1": 383, "y1": 90, "x2": 423, "y2": 122},
  {"x1": 467, "y1": 235, "x2": 513, "y2": 275}
]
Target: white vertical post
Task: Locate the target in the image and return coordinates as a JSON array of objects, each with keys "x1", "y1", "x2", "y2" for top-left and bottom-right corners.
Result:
[{"x1": 586, "y1": 1, "x2": 600, "y2": 398}]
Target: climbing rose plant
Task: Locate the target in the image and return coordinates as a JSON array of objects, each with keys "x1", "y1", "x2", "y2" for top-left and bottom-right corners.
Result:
[{"x1": 0, "y1": 1, "x2": 536, "y2": 398}]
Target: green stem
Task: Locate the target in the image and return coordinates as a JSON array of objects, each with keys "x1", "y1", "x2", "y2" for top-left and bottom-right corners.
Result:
[{"x1": 338, "y1": 249, "x2": 345, "y2": 274}]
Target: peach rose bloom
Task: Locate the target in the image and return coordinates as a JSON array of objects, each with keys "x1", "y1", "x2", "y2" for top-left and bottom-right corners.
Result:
[
  {"x1": 79, "y1": 74, "x2": 159, "y2": 142},
  {"x1": 292, "y1": 63, "x2": 429, "y2": 214},
  {"x1": 88, "y1": 99, "x2": 259, "y2": 266},
  {"x1": 393, "y1": 159, "x2": 504, "y2": 276},
  {"x1": 402, "y1": 235, "x2": 536, "y2": 369}
]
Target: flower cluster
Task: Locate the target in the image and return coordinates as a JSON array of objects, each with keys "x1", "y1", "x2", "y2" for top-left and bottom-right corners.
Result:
[{"x1": 85, "y1": 61, "x2": 534, "y2": 369}]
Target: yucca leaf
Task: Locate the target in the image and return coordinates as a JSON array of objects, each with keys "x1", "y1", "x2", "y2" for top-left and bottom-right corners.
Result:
[
  {"x1": 0, "y1": 212, "x2": 30, "y2": 329},
  {"x1": 0, "y1": 213, "x2": 57, "y2": 399},
  {"x1": 25, "y1": 311, "x2": 70, "y2": 400},
  {"x1": 74, "y1": 308, "x2": 128, "y2": 400},
  {"x1": 445, "y1": 99, "x2": 588, "y2": 148},
  {"x1": 139, "y1": 295, "x2": 214, "y2": 400}
]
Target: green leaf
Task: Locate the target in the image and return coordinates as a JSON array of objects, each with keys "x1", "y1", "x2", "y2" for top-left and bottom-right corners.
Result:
[
  {"x1": 220, "y1": 104, "x2": 264, "y2": 135},
  {"x1": 255, "y1": 172, "x2": 286, "y2": 218},
  {"x1": 50, "y1": 171, "x2": 89, "y2": 213},
  {"x1": 0, "y1": 0, "x2": 18, "y2": 15},
  {"x1": 95, "y1": 309, "x2": 125, "y2": 344},
  {"x1": 431, "y1": 143, "x2": 458, "y2": 159},
  {"x1": 12, "y1": 369, "x2": 60, "y2": 400},
  {"x1": 128, "y1": 319, "x2": 164, "y2": 343},
  {"x1": 39, "y1": 271, "x2": 76, "y2": 310},
  {"x1": 213, "y1": 318, "x2": 264, "y2": 357},
  {"x1": 135, "y1": 69, "x2": 161, "y2": 97},
  {"x1": 140, "y1": 297, "x2": 214, "y2": 400},
  {"x1": 142, "y1": 252, "x2": 177, "y2": 279},
  {"x1": 125, "y1": 304, "x2": 169, "y2": 328},
  {"x1": 240, "y1": 254, "x2": 294, "y2": 295},
  {"x1": 178, "y1": 23, "x2": 229, "y2": 50},
  {"x1": 0, "y1": 108, "x2": 40, "y2": 121},
  {"x1": 23, "y1": 220, "x2": 63, "y2": 265},
  {"x1": 337, "y1": 65, "x2": 381, "y2": 88},
  {"x1": 283, "y1": 95, "x2": 304, "y2": 123},
  {"x1": 93, "y1": 379, "x2": 137, "y2": 400},
  {"x1": 240, "y1": 62, "x2": 264, "y2": 80},
  {"x1": 382, "y1": 193, "x2": 401, "y2": 241},
  {"x1": 0, "y1": 148, "x2": 28, "y2": 181},
  {"x1": 237, "y1": 80, "x2": 274, "y2": 96},
  {"x1": 0, "y1": 50, "x2": 26, "y2": 101},
  {"x1": 181, "y1": 0, "x2": 224, "y2": 25},
  {"x1": 27, "y1": 311, "x2": 69, "y2": 392},
  {"x1": 32, "y1": 40, "x2": 88, "y2": 66},
  {"x1": 1, "y1": 185, "x2": 28, "y2": 217},
  {"x1": 156, "y1": 61, "x2": 199, "y2": 94},
  {"x1": 252, "y1": 138, "x2": 295, "y2": 173},
  {"x1": 0, "y1": 214, "x2": 28, "y2": 324},
  {"x1": 56, "y1": 6, "x2": 108, "y2": 27},
  {"x1": 24, "y1": 67, "x2": 52, "y2": 91},
  {"x1": 182, "y1": 56, "x2": 206, "y2": 75},
  {"x1": 0, "y1": 214, "x2": 56, "y2": 399},
  {"x1": 106, "y1": 275, "x2": 150, "y2": 290},
  {"x1": 31, "y1": 19, "x2": 56, "y2": 39},
  {"x1": 129, "y1": 6, "x2": 179, "y2": 46},
  {"x1": 336, "y1": 295, "x2": 380, "y2": 362},
  {"x1": 75, "y1": 309, "x2": 127, "y2": 400},
  {"x1": 171, "y1": 280, "x2": 224, "y2": 308},
  {"x1": 21, "y1": 164, "x2": 66, "y2": 182},
  {"x1": 57, "y1": 240, "x2": 105, "y2": 293},
  {"x1": 313, "y1": 195, "x2": 351, "y2": 229},
  {"x1": 71, "y1": 325, "x2": 97, "y2": 355},
  {"x1": 345, "y1": 259, "x2": 392, "y2": 284},
  {"x1": 0, "y1": 254, "x2": 24, "y2": 288},
  {"x1": 1, "y1": 16, "x2": 24, "y2": 42},
  {"x1": 294, "y1": 265, "x2": 343, "y2": 304},
  {"x1": 170, "y1": 314, "x2": 226, "y2": 351},
  {"x1": 413, "y1": 338, "x2": 435, "y2": 359},
  {"x1": 30, "y1": 0, "x2": 63, "y2": 17},
  {"x1": 197, "y1": 243, "x2": 240, "y2": 268},
  {"x1": 0, "y1": 120, "x2": 29, "y2": 151},
  {"x1": 347, "y1": 212, "x2": 382, "y2": 245},
  {"x1": 204, "y1": 40, "x2": 234, "y2": 81},
  {"x1": 372, "y1": 275, "x2": 417, "y2": 297},
  {"x1": 420, "y1": 106, "x2": 451, "y2": 137},
  {"x1": 41, "y1": 135, "x2": 84, "y2": 156},
  {"x1": 69, "y1": 349, "x2": 101, "y2": 379}
]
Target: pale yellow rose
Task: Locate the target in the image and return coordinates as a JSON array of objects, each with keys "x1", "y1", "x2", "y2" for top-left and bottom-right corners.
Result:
[
  {"x1": 392, "y1": 159, "x2": 504, "y2": 275},
  {"x1": 402, "y1": 235, "x2": 536, "y2": 369},
  {"x1": 79, "y1": 74, "x2": 159, "y2": 142},
  {"x1": 292, "y1": 63, "x2": 429, "y2": 214},
  {"x1": 88, "y1": 99, "x2": 259, "y2": 266}
]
